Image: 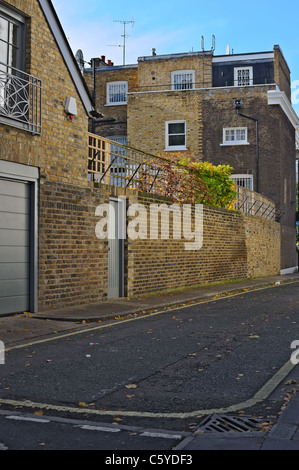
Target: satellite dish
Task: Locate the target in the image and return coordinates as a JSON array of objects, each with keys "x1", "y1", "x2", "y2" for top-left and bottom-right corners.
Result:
[{"x1": 75, "y1": 49, "x2": 85, "y2": 72}]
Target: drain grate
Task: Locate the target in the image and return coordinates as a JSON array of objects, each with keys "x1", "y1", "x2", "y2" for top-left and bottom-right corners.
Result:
[{"x1": 196, "y1": 414, "x2": 265, "y2": 433}]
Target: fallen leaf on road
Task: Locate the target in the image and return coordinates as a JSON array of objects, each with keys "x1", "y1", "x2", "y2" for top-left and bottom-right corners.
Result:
[
  {"x1": 285, "y1": 379, "x2": 297, "y2": 385},
  {"x1": 125, "y1": 384, "x2": 137, "y2": 389}
]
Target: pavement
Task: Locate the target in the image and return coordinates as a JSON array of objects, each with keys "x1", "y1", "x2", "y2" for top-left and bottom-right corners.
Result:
[{"x1": 1, "y1": 272, "x2": 299, "y2": 450}]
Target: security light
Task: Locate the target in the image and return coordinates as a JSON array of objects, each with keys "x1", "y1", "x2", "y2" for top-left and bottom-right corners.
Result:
[{"x1": 234, "y1": 99, "x2": 243, "y2": 110}]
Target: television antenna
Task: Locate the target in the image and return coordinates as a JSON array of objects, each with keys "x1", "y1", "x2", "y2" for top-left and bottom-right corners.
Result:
[
  {"x1": 111, "y1": 18, "x2": 135, "y2": 65},
  {"x1": 201, "y1": 35, "x2": 216, "y2": 53}
]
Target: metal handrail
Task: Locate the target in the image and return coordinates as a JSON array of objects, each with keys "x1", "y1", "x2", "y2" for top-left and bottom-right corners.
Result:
[{"x1": 88, "y1": 133, "x2": 277, "y2": 220}]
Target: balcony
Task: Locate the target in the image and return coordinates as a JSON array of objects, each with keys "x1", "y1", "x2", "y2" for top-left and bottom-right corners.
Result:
[{"x1": 0, "y1": 63, "x2": 42, "y2": 135}]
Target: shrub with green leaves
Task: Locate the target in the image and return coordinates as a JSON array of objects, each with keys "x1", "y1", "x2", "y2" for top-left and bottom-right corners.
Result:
[{"x1": 179, "y1": 157, "x2": 238, "y2": 208}]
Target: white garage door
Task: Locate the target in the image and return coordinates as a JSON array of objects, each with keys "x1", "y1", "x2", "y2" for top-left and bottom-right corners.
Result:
[{"x1": 0, "y1": 179, "x2": 30, "y2": 315}]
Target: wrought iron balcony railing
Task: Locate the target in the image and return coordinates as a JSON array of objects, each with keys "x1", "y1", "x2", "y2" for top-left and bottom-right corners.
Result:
[{"x1": 0, "y1": 63, "x2": 42, "y2": 135}]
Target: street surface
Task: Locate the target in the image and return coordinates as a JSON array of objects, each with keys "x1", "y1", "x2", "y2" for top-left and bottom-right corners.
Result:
[{"x1": 0, "y1": 281, "x2": 299, "y2": 450}]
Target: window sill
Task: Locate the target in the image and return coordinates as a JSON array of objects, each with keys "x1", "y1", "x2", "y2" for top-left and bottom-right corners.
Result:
[
  {"x1": 105, "y1": 102, "x2": 127, "y2": 107},
  {"x1": 234, "y1": 83, "x2": 254, "y2": 87},
  {"x1": 164, "y1": 146, "x2": 187, "y2": 151},
  {"x1": 0, "y1": 114, "x2": 41, "y2": 135},
  {"x1": 220, "y1": 142, "x2": 250, "y2": 146}
]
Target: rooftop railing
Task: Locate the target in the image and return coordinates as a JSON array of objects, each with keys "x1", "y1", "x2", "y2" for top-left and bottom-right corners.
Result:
[{"x1": 0, "y1": 63, "x2": 42, "y2": 135}]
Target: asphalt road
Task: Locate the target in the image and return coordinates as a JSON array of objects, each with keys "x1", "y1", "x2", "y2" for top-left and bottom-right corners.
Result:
[{"x1": 0, "y1": 281, "x2": 299, "y2": 449}]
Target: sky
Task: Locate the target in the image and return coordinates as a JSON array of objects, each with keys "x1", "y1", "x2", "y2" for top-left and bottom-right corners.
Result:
[{"x1": 51, "y1": 0, "x2": 299, "y2": 116}]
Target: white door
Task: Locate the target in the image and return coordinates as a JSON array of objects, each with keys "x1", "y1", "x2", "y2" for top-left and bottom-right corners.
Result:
[{"x1": 108, "y1": 198, "x2": 125, "y2": 299}]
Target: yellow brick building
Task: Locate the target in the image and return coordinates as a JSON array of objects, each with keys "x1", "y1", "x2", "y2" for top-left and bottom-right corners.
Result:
[
  {"x1": 85, "y1": 45, "x2": 299, "y2": 272},
  {"x1": 0, "y1": 0, "x2": 107, "y2": 315}
]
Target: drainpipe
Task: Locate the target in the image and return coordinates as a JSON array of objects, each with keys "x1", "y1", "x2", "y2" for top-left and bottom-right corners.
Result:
[{"x1": 91, "y1": 58, "x2": 96, "y2": 134}]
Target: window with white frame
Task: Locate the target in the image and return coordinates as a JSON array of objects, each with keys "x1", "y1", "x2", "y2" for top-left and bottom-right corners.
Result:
[
  {"x1": 231, "y1": 174, "x2": 254, "y2": 191},
  {"x1": 165, "y1": 121, "x2": 186, "y2": 150},
  {"x1": 222, "y1": 127, "x2": 248, "y2": 145},
  {"x1": 234, "y1": 67, "x2": 253, "y2": 86},
  {"x1": 107, "y1": 81, "x2": 128, "y2": 105},
  {"x1": 171, "y1": 70, "x2": 195, "y2": 90}
]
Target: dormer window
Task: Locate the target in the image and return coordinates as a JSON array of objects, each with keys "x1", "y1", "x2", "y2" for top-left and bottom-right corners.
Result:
[
  {"x1": 234, "y1": 67, "x2": 253, "y2": 86},
  {"x1": 171, "y1": 70, "x2": 195, "y2": 90}
]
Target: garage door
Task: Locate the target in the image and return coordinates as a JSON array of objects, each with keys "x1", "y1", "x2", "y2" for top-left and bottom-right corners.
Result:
[{"x1": 0, "y1": 179, "x2": 30, "y2": 315}]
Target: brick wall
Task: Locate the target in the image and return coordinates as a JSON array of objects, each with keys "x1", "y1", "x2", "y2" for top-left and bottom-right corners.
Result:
[
  {"x1": 38, "y1": 181, "x2": 109, "y2": 311},
  {"x1": 127, "y1": 89, "x2": 204, "y2": 157},
  {"x1": 245, "y1": 213, "x2": 281, "y2": 278},
  {"x1": 37, "y1": 183, "x2": 280, "y2": 311},
  {"x1": 126, "y1": 192, "x2": 280, "y2": 297},
  {"x1": 274, "y1": 45, "x2": 291, "y2": 101},
  {"x1": 137, "y1": 52, "x2": 213, "y2": 90}
]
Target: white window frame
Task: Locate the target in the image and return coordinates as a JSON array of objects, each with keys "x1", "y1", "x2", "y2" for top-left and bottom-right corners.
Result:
[
  {"x1": 234, "y1": 66, "x2": 253, "y2": 86},
  {"x1": 165, "y1": 120, "x2": 187, "y2": 151},
  {"x1": 231, "y1": 174, "x2": 254, "y2": 191},
  {"x1": 171, "y1": 70, "x2": 195, "y2": 90},
  {"x1": 106, "y1": 81, "x2": 128, "y2": 105},
  {"x1": 221, "y1": 127, "x2": 249, "y2": 146}
]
